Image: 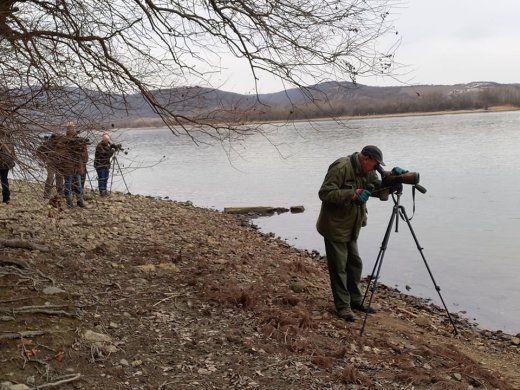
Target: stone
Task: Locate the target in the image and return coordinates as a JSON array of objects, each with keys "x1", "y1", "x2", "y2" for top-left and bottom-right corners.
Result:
[
  {"x1": 83, "y1": 330, "x2": 112, "y2": 343},
  {"x1": 42, "y1": 286, "x2": 66, "y2": 295}
]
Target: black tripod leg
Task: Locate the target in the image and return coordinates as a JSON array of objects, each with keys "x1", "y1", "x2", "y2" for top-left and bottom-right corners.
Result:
[
  {"x1": 114, "y1": 156, "x2": 131, "y2": 194},
  {"x1": 109, "y1": 157, "x2": 116, "y2": 193},
  {"x1": 398, "y1": 206, "x2": 458, "y2": 335},
  {"x1": 360, "y1": 205, "x2": 398, "y2": 336}
]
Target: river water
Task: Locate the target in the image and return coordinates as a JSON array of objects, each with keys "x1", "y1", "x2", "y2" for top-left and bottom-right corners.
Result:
[{"x1": 106, "y1": 111, "x2": 520, "y2": 334}]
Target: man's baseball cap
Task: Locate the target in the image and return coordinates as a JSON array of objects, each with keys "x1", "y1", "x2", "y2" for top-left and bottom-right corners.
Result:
[{"x1": 361, "y1": 145, "x2": 385, "y2": 166}]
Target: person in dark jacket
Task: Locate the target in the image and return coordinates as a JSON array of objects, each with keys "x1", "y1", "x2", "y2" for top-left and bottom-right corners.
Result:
[
  {"x1": 0, "y1": 127, "x2": 16, "y2": 204},
  {"x1": 94, "y1": 133, "x2": 116, "y2": 196},
  {"x1": 316, "y1": 145, "x2": 389, "y2": 322},
  {"x1": 60, "y1": 122, "x2": 88, "y2": 208}
]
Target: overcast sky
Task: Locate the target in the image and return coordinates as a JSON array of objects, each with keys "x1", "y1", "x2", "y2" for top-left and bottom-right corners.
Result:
[{"x1": 214, "y1": 0, "x2": 520, "y2": 94}]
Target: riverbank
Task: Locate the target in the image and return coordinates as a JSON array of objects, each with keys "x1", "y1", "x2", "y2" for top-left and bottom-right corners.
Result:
[
  {"x1": 113, "y1": 105, "x2": 520, "y2": 129},
  {"x1": 1, "y1": 181, "x2": 519, "y2": 389}
]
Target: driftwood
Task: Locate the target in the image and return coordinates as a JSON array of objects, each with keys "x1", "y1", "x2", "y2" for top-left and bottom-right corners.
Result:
[
  {"x1": 224, "y1": 205, "x2": 305, "y2": 216},
  {"x1": 0, "y1": 330, "x2": 49, "y2": 340},
  {"x1": 0, "y1": 239, "x2": 49, "y2": 252}
]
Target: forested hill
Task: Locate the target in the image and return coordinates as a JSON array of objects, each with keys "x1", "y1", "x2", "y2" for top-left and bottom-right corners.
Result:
[{"x1": 106, "y1": 81, "x2": 520, "y2": 127}]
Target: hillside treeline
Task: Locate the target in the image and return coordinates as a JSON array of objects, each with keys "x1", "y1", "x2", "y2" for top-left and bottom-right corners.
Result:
[
  {"x1": 238, "y1": 85, "x2": 520, "y2": 122},
  {"x1": 108, "y1": 84, "x2": 520, "y2": 128}
]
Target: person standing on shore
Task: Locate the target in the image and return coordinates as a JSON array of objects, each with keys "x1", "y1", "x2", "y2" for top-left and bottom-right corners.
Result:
[
  {"x1": 61, "y1": 122, "x2": 88, "y2": 208},
  {"x1": 37, "y1": 134, "x2": 64, "y2": 199},
  {"x1": 94, "y1": 132, "x2": 116, "y2": 197},
  {"x1": 0, "y1": 127, "x2": 16, "y2": 204},
  {"x1": 316, "y1": 145, "x2": 386, "y2": 322}
]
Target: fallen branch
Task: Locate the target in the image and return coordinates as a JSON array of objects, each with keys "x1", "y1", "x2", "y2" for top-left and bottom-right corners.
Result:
[
  {"x1": 153, "y1": 292, "x2": 182, "y2": 307},
  {"x1": 0, "y1": 265, "x2": 55, "y2": 287},
  {"x1": 0, "y1": 327, "x2": 76, "y2": 340},
  {"x1": 0, "y1": 239, "x2": 49, "y2": 252},
  {"x1": 0, "y1": 330, "x2": 49, "y2": 340},
  {"x1": 1, "y1": 305, "x2": 76, "y2": 317},
  {"x1": 0, "y1": 258, "x2": 29, "y2": 269}
]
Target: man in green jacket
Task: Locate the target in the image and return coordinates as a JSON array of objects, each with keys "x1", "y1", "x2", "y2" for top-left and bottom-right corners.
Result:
[{"x1": 316, "y1": 145, "x2": 389, "y2": 322}]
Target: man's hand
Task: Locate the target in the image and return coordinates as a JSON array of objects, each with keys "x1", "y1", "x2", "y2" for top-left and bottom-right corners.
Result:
[
  {"x1": 352, "y1": 189, "x2": 371, "y2": 204},
  {"x1": 391, "y1": 166, "x2": 408, "y2": 175}
]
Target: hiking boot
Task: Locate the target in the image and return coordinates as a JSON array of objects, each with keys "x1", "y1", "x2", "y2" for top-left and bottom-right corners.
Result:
[
  {"x1": 65, "y1": 197, "x2": 74, "y2": 208},
  {"x1": 337, "y1": 308, "x2": 357, "y2": 322},
  {"x1": 77, "y1": 199, "x2": 86, "y2": 208},
  {"x1": 351, "y1": 303, "x2": 377, "y2": 313}
]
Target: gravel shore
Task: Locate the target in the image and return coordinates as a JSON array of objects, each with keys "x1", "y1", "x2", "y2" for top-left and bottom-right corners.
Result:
[{"x1": 1, "y1": 180, "x2": 519, "y2": 389}]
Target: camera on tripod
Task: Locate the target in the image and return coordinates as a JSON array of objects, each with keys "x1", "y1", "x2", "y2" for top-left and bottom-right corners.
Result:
[
  {"x1": 110, "y1": 143, "x2": 124, "y2": 151},
  {"x1": 110, "y1": 142, "x2": 128, "y2": 155},
  {"x1": 376, "y1": 165, "x2": 425, "y2": 200}
]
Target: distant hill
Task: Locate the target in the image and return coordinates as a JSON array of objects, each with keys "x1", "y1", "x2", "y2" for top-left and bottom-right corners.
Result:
[{"x1": 100, "y1": 81, "x2": 520, "y2": 127}]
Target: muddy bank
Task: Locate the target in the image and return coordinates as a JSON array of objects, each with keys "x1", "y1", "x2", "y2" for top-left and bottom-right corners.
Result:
[{"x1": 0, "y1": 181, "x2": 519, "y2": 389}]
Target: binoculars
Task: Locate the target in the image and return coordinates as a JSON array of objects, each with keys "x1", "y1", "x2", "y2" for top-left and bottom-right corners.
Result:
[{"x1": 376, "y1": 166, "x2": 425, "y2": 200}]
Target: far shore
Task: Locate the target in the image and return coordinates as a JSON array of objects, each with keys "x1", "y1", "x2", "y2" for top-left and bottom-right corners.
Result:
[{"x1": 110, "y1": 104, "x2": 520, "y2": 130}]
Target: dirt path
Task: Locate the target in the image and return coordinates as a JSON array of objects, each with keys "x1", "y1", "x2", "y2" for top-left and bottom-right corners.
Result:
[{"x1": 1, "y1": 181, "x2": 519, "y2": 389}]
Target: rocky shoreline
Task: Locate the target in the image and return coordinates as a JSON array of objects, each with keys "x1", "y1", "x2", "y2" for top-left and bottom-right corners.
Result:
[{"x1": 1, "y1": 180, "x2": 519, "y2": 389}]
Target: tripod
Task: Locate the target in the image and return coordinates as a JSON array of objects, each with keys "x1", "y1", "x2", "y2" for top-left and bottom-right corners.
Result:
[
  {"x1": 359, "y1": 186, "x2": 458, "y2": 336},
  {"x1": 110, "y1": 151, "x2": 131, "y2": 194}
]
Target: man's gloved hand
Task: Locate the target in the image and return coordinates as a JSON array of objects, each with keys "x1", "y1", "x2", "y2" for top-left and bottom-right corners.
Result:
[
  {"x1": 391, "y1": 166, "x2": 408, "y2": 175},
  {"x1": 353, "y1": 189, "x2": 371, "y2": 204}
]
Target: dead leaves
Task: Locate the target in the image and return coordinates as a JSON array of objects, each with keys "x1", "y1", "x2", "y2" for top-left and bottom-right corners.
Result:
[{"x1": 17, "y1": 338, "x2": 66, "y2": 361}]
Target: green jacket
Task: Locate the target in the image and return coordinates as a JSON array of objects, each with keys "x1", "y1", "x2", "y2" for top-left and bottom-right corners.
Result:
[{"x1": 316, "y1": 153, "x2": 381, "y2": 242}]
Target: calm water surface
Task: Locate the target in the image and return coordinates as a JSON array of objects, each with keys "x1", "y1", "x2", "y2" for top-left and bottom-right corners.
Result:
[{"x1": 108, "y1": 111, "x2": 520, "y2": 333}]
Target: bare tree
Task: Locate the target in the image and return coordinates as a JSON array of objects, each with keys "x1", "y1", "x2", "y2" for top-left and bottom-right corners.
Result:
[
  {"x1": 1, "y1": 0, "x2": 399, "y2": 136},
  {"x1": 0, "y1": 0, "x2": 399, "y2": 197}
]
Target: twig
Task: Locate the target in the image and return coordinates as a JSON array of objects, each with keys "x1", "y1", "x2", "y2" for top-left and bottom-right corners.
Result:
[
  {"x1": 35, "y1": 373, "x2": 82, "y2": 389},
  {"x1": 396, "y1": 307, "x2": 418, "y2": 318},
  {"x1": 153, "y1": 293, "x2": 182, "y2": 307}
]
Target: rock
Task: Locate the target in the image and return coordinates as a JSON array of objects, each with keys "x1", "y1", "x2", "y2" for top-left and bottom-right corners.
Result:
[
  {"x1": 83, "y1": 330, "x2": 112, "y2": 343},
  {"x1": 289, "y1": 281, "x2": 305, "y2": 293},
  {"x1": 42, "y1": 286, "x2": 66, "y2": 295},
  {"x1": 414, "y1": 315, "x2": 431, "y2": 327},
  {"x1": 1, "y1": 384, "x2": 30, "y2": 390},
  {"x1": 103, "y1": 344, "x2": 118, "y2": 354},
  {"x1": 131, "y1": 359, "x2": 143, "y2": 367},
  {"x1": 452, "y1": 373, "x2": 462, "y2": 381},
  {"x1": 223, "y1": 206, "x2": 289, "y2": 216},
  {"x1": 512, "y1": 337, "x2": 520, "y2": 345},
  {"x1": 135, "y1": 264, "x2": 156, "y2": 272},
  {"x1": 290, "y1": 205, "x2": 305, "y2": 213},
  {"x1": 156, "y1": 263, "x2": 180, "y2": 272}
]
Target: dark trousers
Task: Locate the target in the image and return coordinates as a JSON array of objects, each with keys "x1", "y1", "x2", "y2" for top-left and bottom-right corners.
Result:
[
  {"x1": 324, "y1": 238, "x2": 364, "y2": 311},
  {"x1": 64, "y1": 175, "x2": 83, "y2": 199},
  {"x1": 96, "y1": 168, "x2": 110, "y2": 192},
  {"x1": 0, "y1": 168, "x2": 10, "y2": 203}
]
